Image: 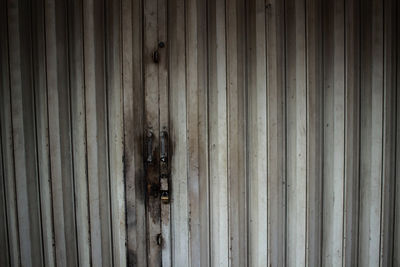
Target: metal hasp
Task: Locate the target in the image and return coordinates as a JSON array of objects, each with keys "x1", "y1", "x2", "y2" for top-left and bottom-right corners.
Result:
[
  {"x1": 146, "y1": 130, "x2": 153, "y2": 164},
  {"x1": 160, "y1": 131, "x2": 169, "y2": 204}
]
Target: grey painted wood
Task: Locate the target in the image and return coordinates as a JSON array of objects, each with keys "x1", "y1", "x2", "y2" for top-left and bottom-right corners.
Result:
[
  {"x1": 266, "y1": 1, "x2": 286, "y2": 266},
  {"x1": 358, "y1": 0, "x2": 384, "y2": 265},
  {"x1": 0, "y1": 127, "x2": 9, "y2": 267},
  {"x1": 322, "y1": 0, "x2": 346, "y2": 265},
  {"x1": 186, "y1": 0, "x2": 201, "y2": 265},
  {"x1": 0, "y1": 1, "x2": 20, "y2": 265},
  {"x1": 208, "y1": 0, "x2": 229, "y2": 265},
  {"x1": 227, "y1": 0, "x2": 247, "y2": 266},
  {"x1": 45, "y1": 0, "x2": 78, "y2": 265},
  {"x1": 169, "y1": 0, "x2": 189, "y2": 265},
  {"x1": 394, "y1": 6, "x2": 400, "y2": 262},
  {"x1": 68, "y1": 0, "x2": 90, "y2": 265},
  {"x1": 8, "y1": 0, "x2": 43, "y2": 265},
  {"x1": 343, "y1": 0, "x2": 361, "y2": 266},
  {"x1": 143, "y1": 0, "x2": 161, "y2": 264},
  {"x1": 32, "y1": 0, "x2": 55, "y2": 266},
  {"x1": 0, "y1": 0, "x2": 398, "y2": 266},
  {"x1": 196, "y1": 0, "x2": 210, "y2": 265},
  {"x1": 394, "y1": 1, "x2": 400, "y2": 263},
  {"x1": 157, "y1": 0, "x2": 171, "y2": 265},
  {"x1": 105, "y1": 0, "x2": 127, "y2": 266},
  {"x1": 246, "y1": 0, "x2": 268, "y2": 265},
  {"x1": 305, "y1": 0, "x2": 323, "y2": 266},
  {"x1": 379, "y1": 0, "x2": 397, "y2": 265},
  {"x1": 83, "y1": 0, "x2": 113, "y2": 265},
  {"x1": 285, "y1": 0, "x2": 308, "y2": 265},
  {"x1": 122, "y1": 0, "x2": 147, "y2": 266}
]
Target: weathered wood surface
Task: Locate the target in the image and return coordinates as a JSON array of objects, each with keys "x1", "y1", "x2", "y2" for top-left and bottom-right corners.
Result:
[
  {"x1": 285, "y1": 0, "x2": 308, "y2": 265},
  {"x1": 247, "y1": 0, "x2": 268, "y2": 265},
  {"x1": 322, "y1": 0, "x2": 345, "y2": 265},
  {"x1": 0, "y1": 0, "x2": 398, "y2": 266},
  {"x1": 169, "y1": 0, "x2": 189, "y2": 265},
  {"x1": 343, "y1": 0, "x2": 361, "y2": 266}
]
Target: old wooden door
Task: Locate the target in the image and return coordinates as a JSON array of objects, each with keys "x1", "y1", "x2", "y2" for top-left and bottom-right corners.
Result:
[{"x1": 1, "y1": 0, "x2": 400, "y2": 267}]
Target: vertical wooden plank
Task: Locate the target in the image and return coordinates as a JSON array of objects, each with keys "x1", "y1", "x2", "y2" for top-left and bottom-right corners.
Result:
[
  {"x1": 0, "y1": 1, "x2": 20, "y2": 265},
  {"x1": 8, "y1": 0, "x2": 43, "y2": 265},
  {"x1": 322, "y1": 0, "x2": 346, "y2": 265},
  {"x1": 143, "y1": 0, "x2": 161, "y2": 264},
  {"x1": 343, "y1": 0, "x2": 361, "y2": 265},
  {"x1": 105, "y1": 0, "x2": 127, "y2": 266},
  {"x1": 32, "y1": 0, "x2": 55, "y2": 265},
  {"x1": 227, "y1": 0, "x2": 247, "y2": 266},
  {"x1": 186, "y1": 0, "x2": 200, "y2": 264},
  {"x1": 379, "y1": 0, "x2": 397, "y2": 264},
  {"x1": 122, "y1": 0, "x2": 147, "y2": 265},
  {"x1": 208, "y1": 0, "x2": 229, "y2": 265},
  {"x1": 285, "y1": 0, "x2": 307, "y2": 265},
  {"x1": 394, "y1": 4, "x2": 400, "y2": 261},
  {"x1": 358, "y1": 0, "x2": 384, "y2": 265},
  {"x1": 0, "y1": 129, "x2": 10, "y2": 267},
  {"x1": 305, "y1": 0, "x2": 323, "y2": 265},
  {"x1": 157, "y1": 0, "x2": 171, "y2": 264},
  {"x1": 45, "y1": 0, "x2": 78, "y2": 265},
  {"x1": 68, "y1": 0, "x2": 90, "y2": 265},
  {"x1": 169, "y1": 0, "x2": 189, "y2": 264},
  {"x1": 83, "y1": 0, "x2": 113, "y2": 265},
  {"x1": 246, "y1": 0, "x2": 268, "y2": 265},
  {"x1": 197, "y1": 0, "x2": 210, "y2": 264},
  {"x1": 266, "y1": 0, "x2": 286, "y2": 266}
]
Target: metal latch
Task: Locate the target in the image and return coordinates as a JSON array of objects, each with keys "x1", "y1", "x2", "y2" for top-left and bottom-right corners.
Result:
[
  {"x1": 160, "y1": 131, "x2": 169, "y2": 204},
  {"x1": 146, "y1": 130, "x2": 153, "y2": 164}
]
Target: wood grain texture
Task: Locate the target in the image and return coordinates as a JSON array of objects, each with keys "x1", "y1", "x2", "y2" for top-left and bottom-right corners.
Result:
[
  {"x1": 186, "y1": 0, "x2": 201, "y2": 265},
  {"x1": 197, "y1": 0, "x2": 210, "y2": 265},
  {"x1": 32, "y1": 0, "x2": 55, "y2": 265},
  {"x1": 208, "y1": 0, "x2": 229, "y2": 265},
  {"x1": 246, "y1": 0, "x2": 268, "y2": 265},
  {"x1": 343, "y1": 0, "x2": 361, "y2": 266},
  {"x1": 0, "y1": 125, "x2": 10, "y2": 267},
  {"x1": 0, "y1": 0, "x2": 398, "y2": 266},
  {"x1": 45, "y1": 0, "x2": 78, "y2": 265},
  {"x1": 379, "y1": 0, "x2": 397, "y2": 265},
  {"x1": 169, "y1": 0, "x2": 189, "y2": 265},
  {"x1": 394, "y1": 1, "x2": 400, "y2": 264},
  {"x1": 305, "y1": 0, "x2": 323, "y2": 266},
  {"x1": 83, "y1": 0, "x2": 113, "y2": 265},
  {"x1": 0, "y1": 2, "x2": 20, "y2": 265},
  {"x1": 358, "y1": 0, "x2": 384, "y2": 266},
  {"x1": 157, "y1": 0, "x2": 171, "y2": 265},
  {"x1": 143, "y1": 0, "x2": 161, "y2": 264},
  {"x1": 285, "y1": 0, "x2": 308, "y2": 265},
  {"x1": 68, "y1": 0, "x2": 90, "y2": 265},
  {"x1": 266, "y1": 0, "x2": 286, "y2": 266},
  {"x1": 322, "y1": 0, "x2": 346, "y2": 265},
  {"x1": 8, "y1": 0, "x2": 43, "y2": 265},
  {"x1": 227, "y1": 0, "x2": 247, "y2": 266},
  {"x1": 105, "y1": 0, "x2": 127, "y2": 266},
  {"x1": 394, "y1": 5, "x2": 400, "y2": 261},
  {"x1": 122, "y1": 0, "x2": 147, "y2": 266}
]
